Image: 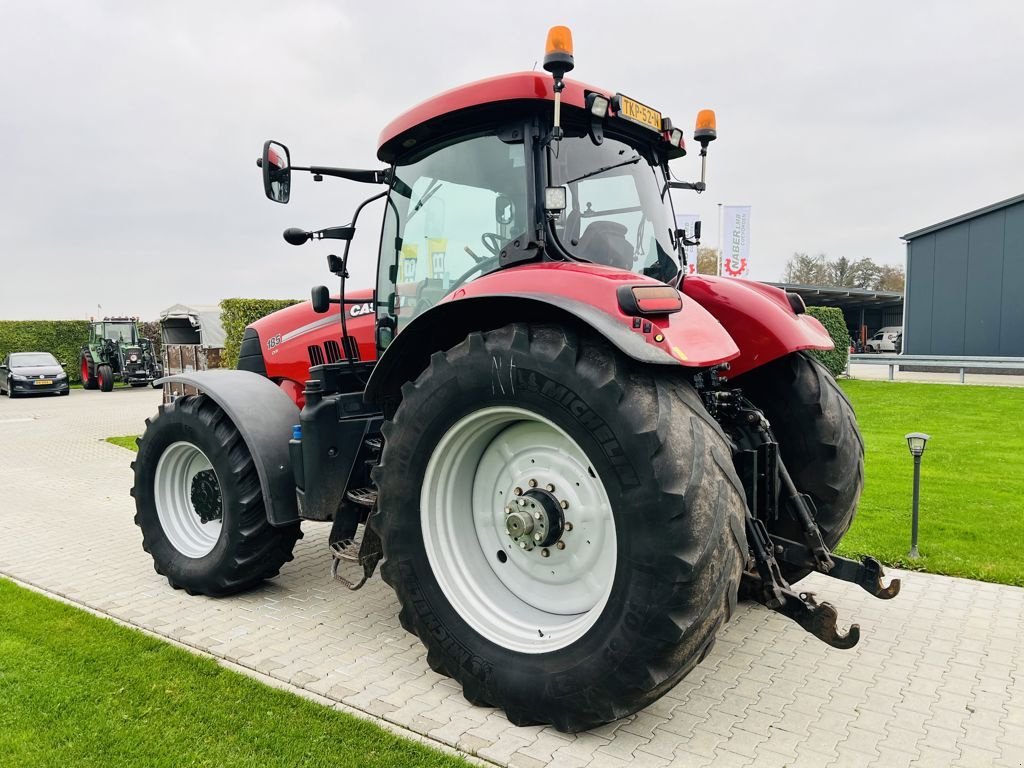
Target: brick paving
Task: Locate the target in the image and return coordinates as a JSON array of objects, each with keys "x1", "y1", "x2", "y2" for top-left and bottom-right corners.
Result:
[{"x1": 1, "y1": 388, "x2": 1022, "y2": 767}]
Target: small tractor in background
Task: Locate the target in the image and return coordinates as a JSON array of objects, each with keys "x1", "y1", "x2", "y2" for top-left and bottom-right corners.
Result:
[
  {"x1": 80, "y1": 317, "x2": 163, "y2": 391},
  {"x1": 131, "y1": 27, "x2": 899, "y2": 732}
]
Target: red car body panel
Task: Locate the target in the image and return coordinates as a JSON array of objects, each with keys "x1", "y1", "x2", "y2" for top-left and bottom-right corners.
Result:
[
  {"x1": 442, "y1": 263, "x2": 740, "y2": 368},
  {"x1": 377, "y1": 72, "x2": 612, "y2": 162},
  {"x1": 248, "y1": 287, "x2": 377, "y2": 408},
  {"x1": 682, "y1": 276, "x2": 833, "y2": 378}
]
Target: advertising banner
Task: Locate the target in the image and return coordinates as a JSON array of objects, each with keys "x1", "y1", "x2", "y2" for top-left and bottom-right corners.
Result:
[{"x1": 721, "y1": 205, "x2": 752, "y2": 278}]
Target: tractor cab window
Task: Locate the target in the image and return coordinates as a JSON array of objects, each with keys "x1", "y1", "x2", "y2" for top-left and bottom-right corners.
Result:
[
  {"x1": 379, "y1": 133, "x2": 528, "y2": 333},
  {"x1": 548, "y1": 135, "x2": 679, "y2": 284},
  {"x1": 103, "y1": 323, "x2": 137, "y2": 343}
]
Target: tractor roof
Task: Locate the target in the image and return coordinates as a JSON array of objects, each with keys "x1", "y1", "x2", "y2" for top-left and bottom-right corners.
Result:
[{"x1": 377, "y1": 72, "x2": 610, "y2": 163}]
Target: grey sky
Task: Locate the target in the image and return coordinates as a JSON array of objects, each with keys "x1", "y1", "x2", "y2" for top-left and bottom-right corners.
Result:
[{"x1": 2, "y1": 1, "x2": 1022, "y2": 320}]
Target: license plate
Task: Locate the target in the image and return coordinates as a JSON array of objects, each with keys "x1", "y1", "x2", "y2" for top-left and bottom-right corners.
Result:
[
  {"x1": 34, "y1": 379, "x2": 53, "y2": 386},
  {"x1": 615, "y1": 94, "x2": 662, "y2": 132}
]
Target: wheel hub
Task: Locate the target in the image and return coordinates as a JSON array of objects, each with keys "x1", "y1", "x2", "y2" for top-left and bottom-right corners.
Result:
[
  {"x1": 505, "y1": 488, "x2": 564, "y2": 552},
  {"x1": 190, "y1": 469, "x2": 222, "y2": 524}
]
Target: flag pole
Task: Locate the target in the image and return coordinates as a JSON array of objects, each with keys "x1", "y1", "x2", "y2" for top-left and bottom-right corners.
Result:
[{"x1": 717, "y1": 203, "x2": 723, "y2": 276}]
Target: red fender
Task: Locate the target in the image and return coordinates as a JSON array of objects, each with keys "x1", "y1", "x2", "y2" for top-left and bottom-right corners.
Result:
[
  {"x1": 682, "y1": 276, "x2": 833, "y2": 378},
  {"x1": 365, "y1": 263, "x2": 742, "y2": 403},
  {"x1": 445, "y1": 263, "x2": 740, "y2": 367}
]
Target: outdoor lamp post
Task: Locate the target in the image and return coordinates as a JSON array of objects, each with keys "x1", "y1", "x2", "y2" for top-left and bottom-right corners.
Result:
[{"x1": 905, "y1": 432, "x2": 930, "y2": 559}]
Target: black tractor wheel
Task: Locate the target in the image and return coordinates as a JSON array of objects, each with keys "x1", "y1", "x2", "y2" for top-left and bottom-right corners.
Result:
[
  {"x1": 131, "y1": 394, "x2": 302, "y2": 596},
  {"x1": 372, "y1": 324, "x2": 747, "y2": 733},
  {"x1": 80, "y1": 355, "x2": 98, "y2": 390},
  {"x1": 734, "y1": 351, "x2": 864, "y2": 582},
  {"x1": 97, "y1": 364, "x2": 114, "y2": 392}
]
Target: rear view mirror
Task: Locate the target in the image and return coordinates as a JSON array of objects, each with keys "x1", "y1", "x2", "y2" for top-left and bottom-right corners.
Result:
[{"x1": 261, "y1": 140, "x2": 291, "y2": 203}]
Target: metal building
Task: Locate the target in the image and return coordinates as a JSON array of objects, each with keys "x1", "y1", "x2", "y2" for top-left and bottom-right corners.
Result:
[{"x1": 902, "y1": 193, "x2": 1024, "y2": 356}]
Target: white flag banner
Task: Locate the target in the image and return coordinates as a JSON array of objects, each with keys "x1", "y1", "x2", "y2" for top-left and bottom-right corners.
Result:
[
  {"x1": 675, "y1": 213, "x2": 700, "y2": 275},
  {"x1": 721, "y1": 205, "x2": 752, "y2": 278}
]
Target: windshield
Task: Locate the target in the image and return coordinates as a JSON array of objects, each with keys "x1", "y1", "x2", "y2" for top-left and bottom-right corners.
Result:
[
  {"x1": 11, "y1": 353, "x2": 59, "y2": 367},
  {"x1": 548, "y1": 135, "x2": 679, "y2": 283},
  {"x1": 102, "y1": 323, "x2": 137, "y2": 343},
  {"x1": 379, "y1": 133, "x2": 528, "y2": 333}
]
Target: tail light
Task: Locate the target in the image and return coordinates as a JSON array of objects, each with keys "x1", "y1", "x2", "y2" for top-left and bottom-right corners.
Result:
[{"x1": 617, "y1": 285, "x2": 683, "y2": 316}]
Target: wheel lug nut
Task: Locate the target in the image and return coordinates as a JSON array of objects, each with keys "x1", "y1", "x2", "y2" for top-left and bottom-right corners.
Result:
[
  {"x1": 513, "y1": 487, "x2": 522, "y2": 496},
  {"x1": 528, "y1": 479, "x2": 538, "y2": 488},
  {"x1": 533, "y1": 533, "x2": 542, "y2": 541},
  {"x1": 560, "y1": 500, "x2": 569, "y2": 509},
  {"x1": 541, "y1": 548, "x2": 550, "y2": 558},
  {"x1": 565, "y1": 522, "x2": 573, "y2": 532},
  {"x1": 556, "y1": 541, "x2": 566, "y2": 550},
  {"x1": 545, "y1": 483, "x2": 555, "y2": 492},
  {"x1": 533, "y1": 511, "x2": 542, "y2": 520},
  {"x1": 518, "y1": 498, "x2": 526, "y2": 507},
  {"x1": 519, "y1": 541, "x2": 527, "y2": 549},
  {"x1": 505, "y1": 505, "x2": 513, "y2": 515}
]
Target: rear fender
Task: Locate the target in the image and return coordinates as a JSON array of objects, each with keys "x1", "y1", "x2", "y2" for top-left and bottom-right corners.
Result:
[
  {"x1": 159, "y1": 370, "x2": 300, "y2": 526},
  {"x1": 365, "y1": 262, "x2": 740, "y2": 404},
  {"x1": 682, "y1": 276, "x2": 834, "y2": 378}
]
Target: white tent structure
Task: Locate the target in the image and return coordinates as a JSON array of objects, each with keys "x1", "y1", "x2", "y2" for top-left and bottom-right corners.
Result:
[{"x1": 158, "y1": 304, "x2": 226, "y2": 349}]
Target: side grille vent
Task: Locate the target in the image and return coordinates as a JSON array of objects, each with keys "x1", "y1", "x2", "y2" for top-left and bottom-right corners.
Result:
[
  {"x1": 324, "y1": 340, "x2": 342, "y2": 363},
  {"x1": 307, "y1": 345, "x2": 325, "y2": 367}
]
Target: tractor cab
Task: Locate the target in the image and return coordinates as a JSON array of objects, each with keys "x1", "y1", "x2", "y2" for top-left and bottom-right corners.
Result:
[{"x1": 259, "y1": 26, "x2": 716, "y2": 354}]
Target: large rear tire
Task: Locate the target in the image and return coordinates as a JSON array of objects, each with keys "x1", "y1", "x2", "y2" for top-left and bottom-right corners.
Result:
[
  {"x1": 131, "y1": 395, "x2": 302, "y2": 596},
  {"x1": 734, "y1": 351, "x2": 864, "y2": 582},
  {"x1": 80, "y1": 355, "x2": 98, "y2": 390},
  {"x1": 372, "y1": 324, "x2": 747, "y2": 733}
]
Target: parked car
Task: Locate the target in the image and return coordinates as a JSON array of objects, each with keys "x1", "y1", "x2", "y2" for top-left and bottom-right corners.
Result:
[
  {"x1": 0, "y1": 352, "x2": 70, "y2": 397},
  {"x1": 865, "y1": 326, "x2": 902, "y2": 353}
]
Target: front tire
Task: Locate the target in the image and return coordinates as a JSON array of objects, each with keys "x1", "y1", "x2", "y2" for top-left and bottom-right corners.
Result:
[
  {"x1": 372, "y1": 324, "x2": 746, "y2": 732},
  {"x1": 97, "y1": 364, "x2": 114, "y2": 392},
  {"x1": 734, "y1": 352, "x2": 864, "y2": 581},
  {"x1": 131, "y1": 395, "x2": 302, "y2": 596}
]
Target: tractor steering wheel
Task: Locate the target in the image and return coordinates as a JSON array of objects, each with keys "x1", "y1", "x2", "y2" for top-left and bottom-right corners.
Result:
[{"x1": 481, "y1": 232, "x2": 504, "y2": 256}]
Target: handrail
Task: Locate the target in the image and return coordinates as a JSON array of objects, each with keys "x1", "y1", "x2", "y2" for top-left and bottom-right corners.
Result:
[{"x1": 848, "y1": 354, "x2": 1024, "y2": 382}]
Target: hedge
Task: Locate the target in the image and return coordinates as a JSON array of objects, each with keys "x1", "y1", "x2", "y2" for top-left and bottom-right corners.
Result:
[
  {"x1": 805, "y1": 306, "x2": 850, "y2": 377},
  {"x1": 220, "y1": 298, "x2": 301, "y2": 369},
  {"x1": 0, "y1": 321, "x2": 91, "y2": 383}
]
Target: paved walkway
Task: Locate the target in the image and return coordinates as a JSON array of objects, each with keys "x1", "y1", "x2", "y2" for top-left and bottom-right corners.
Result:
[{"x1": 1, "y1": 389, "x2": 1022, "y2": 767}]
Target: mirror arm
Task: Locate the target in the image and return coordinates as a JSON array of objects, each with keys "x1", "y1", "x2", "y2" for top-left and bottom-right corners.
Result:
[
  {"x1": 292, "y1": 166, "x2": 390, "y2": 185},
  {"x1": 665, "y1": 180, "x2": 706, "y2": 192}
]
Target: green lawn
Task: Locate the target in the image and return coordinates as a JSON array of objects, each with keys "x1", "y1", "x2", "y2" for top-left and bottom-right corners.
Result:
[
  {"x1": 837, "y1": 380, "x2": 1024, "y2": 586},
  {"x1": 106, "y1": 434, "x2": 140, "y2": 451},
  {"x1": 0, "y1": 578, "x2": 468, "y2": 768}
]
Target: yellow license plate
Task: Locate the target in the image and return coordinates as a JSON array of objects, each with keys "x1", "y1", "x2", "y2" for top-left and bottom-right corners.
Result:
[
  {"x1": 35, "y1": 379, "x2": 53, "y2": 386},
  {"x1": 616, "y1": 94, "x2": 662, "y2": 132}
]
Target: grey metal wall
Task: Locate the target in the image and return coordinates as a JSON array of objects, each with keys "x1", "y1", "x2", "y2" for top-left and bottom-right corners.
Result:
[{"x1": 905, "y1": 200, "x2": 1024, "y2": 356}]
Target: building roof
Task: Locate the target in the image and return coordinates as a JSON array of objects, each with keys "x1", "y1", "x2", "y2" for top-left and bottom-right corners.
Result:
[
  {"x1": 901, "y1": 192, "x2": 1024, "y2": 240},
  {"x1": 766, "y1": 282, "x2": 903, "y2": 308}
]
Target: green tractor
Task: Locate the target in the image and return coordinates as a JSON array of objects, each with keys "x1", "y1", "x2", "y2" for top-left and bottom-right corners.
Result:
[{"x1": 79, "y1": 317, "x2": 163, "y2": 392}]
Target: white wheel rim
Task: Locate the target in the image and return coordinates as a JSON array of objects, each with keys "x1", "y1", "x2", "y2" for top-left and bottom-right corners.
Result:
[
  {"x1": 421, "y1": 406, "x2": 617, "y2": 654},
  {"x1": 154, "y1": 441, "x2": 223, "y2": 558}
]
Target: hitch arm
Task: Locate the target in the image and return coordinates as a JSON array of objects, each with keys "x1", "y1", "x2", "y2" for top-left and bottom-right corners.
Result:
[{"x1": 771, "y1": 535, "x2": 901, "y2": 600}]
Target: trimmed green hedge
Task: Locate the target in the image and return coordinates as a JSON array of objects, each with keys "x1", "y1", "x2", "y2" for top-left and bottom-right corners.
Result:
[
  {"x1": 0, "y1": 321, "x2": 91, "y2": 383},
  {"x1": 806, "y1": 306, "x2": 850, "y2": 377},
  {"x1": 220, "y1": 298, "x2": 300, "y2": 369}
]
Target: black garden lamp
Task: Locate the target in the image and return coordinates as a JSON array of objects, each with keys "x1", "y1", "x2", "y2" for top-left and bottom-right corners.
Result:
[{"x1": 905, "y1": 432, "x2": 930, "y2": 558}]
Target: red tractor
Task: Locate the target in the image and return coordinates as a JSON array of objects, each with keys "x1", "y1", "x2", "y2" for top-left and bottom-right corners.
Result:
[{"x1": 132, "y1": 27, "x2": 898, "y2": 732}]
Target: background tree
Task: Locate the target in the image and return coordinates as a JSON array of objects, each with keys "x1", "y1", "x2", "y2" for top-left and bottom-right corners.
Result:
[
  {"x1": 696, "y1": 247, "x2": 719, "y2": 275},
  {"x1": 781, "y1": 253, "x2": 904, "y2": 291}
]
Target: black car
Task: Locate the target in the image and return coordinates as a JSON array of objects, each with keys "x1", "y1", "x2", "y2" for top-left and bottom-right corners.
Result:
[{"x1": 0, "y1": 352, "x2": 70, "y2": 397}]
